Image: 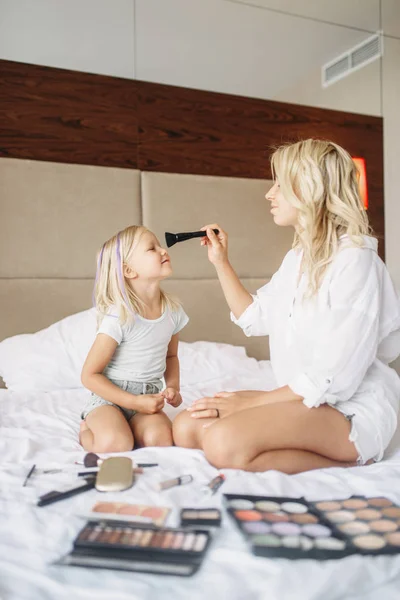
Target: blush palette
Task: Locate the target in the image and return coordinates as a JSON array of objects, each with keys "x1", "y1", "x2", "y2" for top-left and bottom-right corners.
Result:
[
  {"x1": 59, "y1": 521, "x2": 212, "y2": 576},
  {"x1": 224, "y1": 494, "x2": 400, "y2": 560}
]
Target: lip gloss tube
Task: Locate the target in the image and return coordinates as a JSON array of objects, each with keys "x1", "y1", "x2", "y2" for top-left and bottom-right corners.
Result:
[{"x1": 203, "y1": 474, "x2": 225, "y2": 495}]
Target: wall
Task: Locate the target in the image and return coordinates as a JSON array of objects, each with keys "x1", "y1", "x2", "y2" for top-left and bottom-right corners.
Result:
[{"x1": 0, "y1": 0, "x2": 399, "y2": 285}]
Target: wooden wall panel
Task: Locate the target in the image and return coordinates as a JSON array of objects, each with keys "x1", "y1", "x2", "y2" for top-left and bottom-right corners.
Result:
[
  {"x1": 0, "y1": 59, "x2": 384, "y2": 254},
  {"x1": 0, "y1": 60, "x2": 138, "y2": 168}
]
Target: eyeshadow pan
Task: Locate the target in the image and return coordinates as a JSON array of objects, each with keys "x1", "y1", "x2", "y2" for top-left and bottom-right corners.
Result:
[
  {"x1": 325, "y1": 511, "x2": 356, "y2": 523},
  {"x1": 338, "y1": 521, "x2": 370, "y2": 535},
  {"x1": 183, "y1": 533, "x2": 196, "y2": 551},
  {"x1": 291, "y1": 513, "x2": 319, "y2": 524},
  {"x1": 271, "y1": 522, "x2": 301, "y2": 536},
  {"x1": 385, "y1": 532, "x2": 400, "y2": 546},
  {"x1": 369, "y1": 519, "x2": 398, "y2": 533},
  {"x1": 302, "y1": 524, "x2": 331, "y2": 538},
  {"x1": 254, "y1": 501, "x2": 280, "y2": 512},
  {"x1": 251, "y1": 534, "x2": 281, "y2": 547},
  {"x1": 299, "y1": 536, "x2": 314, "y2": 551},
  {"x1": 281, "y1": 502, "x2": 308, "y2": 514},
  {"x1": 262, "y1": 512, "x2": 290, "y2": 523},
  {"x1": 368, "y1": 497, "x2": 393, "y2": 508},
  {"x1": 342, "y1": 499, "x2": 368, "y2": 510},
  {"x1": 194, "y1": 534, "x2": 208, "y2": 552},
  {"x1": 353, "y1": 534, "x2": 386, "y2": 550},
  {"x1": 234, "y1": 510, "x2": 262, "y2": 521},
  {"x1": 243, "y1": 522, "x2": 271, "y2": 535},
  {"x1": 282, "y1": 536, "x2": 301, "y2": 548},
  {"x1": 140, "y1": 530, "x2": 153, "y2": 547},
  {"x1": 315, "y1": 537, "x2": 346, "y2": 551},
  {"x1": 172, "y1": 532, "x2": 184, "y2": 550},
  {"x1": 229, "y1": 499, "x2": 254, "y2": 510},
  {"x1": 382, "y1": 507, "x2": 400, "y2": 518},
  {"x1": 354, "y1": 509, "x2": 382, "y2": 521},
  {"x1": 314, "y1": 501, "x2": 342, "y2": 512}
]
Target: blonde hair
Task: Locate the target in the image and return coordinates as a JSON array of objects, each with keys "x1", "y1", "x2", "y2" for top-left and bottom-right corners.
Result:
[
  {"x1": 93, "y1": 225, "x2": 180, "y2": 326},
  {"x1": 270, "y1": 139, "x2": 372, "y2": 297}
]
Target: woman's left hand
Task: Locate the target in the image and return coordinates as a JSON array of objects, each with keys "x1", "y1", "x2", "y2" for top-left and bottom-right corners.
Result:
[{"x1": 187, "y1": 390, "x2": 263, "y2": 421}]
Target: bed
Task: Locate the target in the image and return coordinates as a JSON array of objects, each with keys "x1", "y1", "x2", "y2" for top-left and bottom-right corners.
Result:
[{"x1": 1, "y1": 162, "x2": 400, "y2": 599}]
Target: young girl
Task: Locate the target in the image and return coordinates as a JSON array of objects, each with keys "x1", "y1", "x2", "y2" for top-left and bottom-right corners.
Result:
[
  {"x1": 173, "y1": 139, "x2": 400, "y2": 474},
  {"x1": 80, "y1": 225, "x2": 188, "y2": 453}
]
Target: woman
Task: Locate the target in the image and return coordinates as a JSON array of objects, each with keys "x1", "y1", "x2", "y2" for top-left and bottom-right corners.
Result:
[{"x1": 173, "y1": 139, "x2": 400, "y2": 473}]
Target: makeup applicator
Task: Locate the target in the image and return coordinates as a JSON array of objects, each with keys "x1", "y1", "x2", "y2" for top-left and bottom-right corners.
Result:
[{"x1": 165, "y1": 229, "x2": 219, "y2": 248}]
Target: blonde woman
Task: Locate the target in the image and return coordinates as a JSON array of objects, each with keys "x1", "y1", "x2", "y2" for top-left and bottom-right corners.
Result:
[
  {"x1": 80, "y1": 226, "x2": 188, "y2": 452},
  {"x1": 173, "y1": 139, "x2": 400, "y2": 473}
]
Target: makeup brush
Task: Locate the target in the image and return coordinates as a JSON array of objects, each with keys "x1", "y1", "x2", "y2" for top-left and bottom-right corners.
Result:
[
  {"x1": 165, "y1": 229, "x2": 219, "y2": 248},
  {"x1": 82, "y1": 453, "x2": 158, "y2": 469}
]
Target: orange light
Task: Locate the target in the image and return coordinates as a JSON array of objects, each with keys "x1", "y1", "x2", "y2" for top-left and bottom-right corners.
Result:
[{"x1": 352, "y1": 157, "x2": 368, "y2": 209}]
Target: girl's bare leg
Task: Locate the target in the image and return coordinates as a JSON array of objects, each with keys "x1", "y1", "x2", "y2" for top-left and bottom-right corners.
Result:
[
  {"x1": 201, "y1": 401, "x2": 360, "y2": 473},
  {"x1": 80, "y1": 405, "x2": 134, "y2": 453},
  {"x1": 172, "y1": 409, "x2": 216, "y2": 448},
  {"x1": 129, "y1": 411, "x2": 174, "y2": 447}
]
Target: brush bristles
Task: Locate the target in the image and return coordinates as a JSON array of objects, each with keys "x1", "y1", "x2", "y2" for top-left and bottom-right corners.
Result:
[{"x1": 165, "y1": 232, "x2": 177, "y2": 248}]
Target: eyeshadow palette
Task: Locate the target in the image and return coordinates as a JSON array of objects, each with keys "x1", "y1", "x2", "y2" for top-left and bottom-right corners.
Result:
[
  {"x1": 224, "y1": 494, "x2": 400, "y2": 560},
  {"x1": 180, "y1": 508, "x2": 222, "y2": 528},
  {"x1": 58, "y1": 521, "x2": 212, "y2": 576}
]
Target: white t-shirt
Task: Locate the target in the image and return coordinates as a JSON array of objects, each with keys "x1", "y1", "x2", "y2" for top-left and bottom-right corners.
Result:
[
  {"x1": 231, "y1": 235, "x2": 400, "y2": 458},
  {"x1": 98, "y1": 305, "x2": 189, "y2": 382}
]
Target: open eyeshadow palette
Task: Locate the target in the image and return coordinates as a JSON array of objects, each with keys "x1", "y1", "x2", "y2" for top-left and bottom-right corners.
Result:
[
  {"x1": 224, "y1": 494, "x2": 400, "y2": 560},
  {"x1": 81, "y1": 502, "x2": 170, "y2": 527},
  {"x1": 58, "y1": 521, "x2": 212, "y2": 576}
]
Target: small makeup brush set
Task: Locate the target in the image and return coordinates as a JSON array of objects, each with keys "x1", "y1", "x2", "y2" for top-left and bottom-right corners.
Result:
[{"x1": 224, "y1": 493, "x2": 400, "y2": 560}]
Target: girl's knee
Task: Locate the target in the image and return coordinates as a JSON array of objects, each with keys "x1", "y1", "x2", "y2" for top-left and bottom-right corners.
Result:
[
  {"x1": 142, "y1": 422, "x2": 173, "y2": 447},
  {"x1": 93, "y1": 431, "x2": 134, "y2": 453}
]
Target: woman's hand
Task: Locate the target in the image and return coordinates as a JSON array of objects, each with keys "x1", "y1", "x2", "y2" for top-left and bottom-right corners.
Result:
[
  {"x1": 187, "y1": 390, "x2": 264, "y2": 422},
  {"x1": 200, "y1": 224, "x2": 228, "y2": 266}
]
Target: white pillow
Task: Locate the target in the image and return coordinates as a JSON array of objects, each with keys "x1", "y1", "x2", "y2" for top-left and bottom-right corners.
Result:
[{"x1": 0, "y1": 309, "x2": 97, "y2": 391}]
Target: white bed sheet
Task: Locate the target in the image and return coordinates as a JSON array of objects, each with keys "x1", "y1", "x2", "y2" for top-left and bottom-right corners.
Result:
[{"x1": 1, "y1": 350, "x2": 400, "y2": 600}]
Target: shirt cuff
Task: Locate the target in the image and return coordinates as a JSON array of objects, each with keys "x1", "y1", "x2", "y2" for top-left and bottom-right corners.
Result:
[
  {"x1": 288, "y1": 371, "x2": 337, "y2": 408},
  {"x1": 230, "y1": 298, "x2": 256, "y2": 332}
]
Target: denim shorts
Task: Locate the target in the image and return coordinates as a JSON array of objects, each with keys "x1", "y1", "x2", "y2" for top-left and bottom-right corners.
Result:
[{"x1": 81, "y1": 378, "x2": 163, "y2": 421}]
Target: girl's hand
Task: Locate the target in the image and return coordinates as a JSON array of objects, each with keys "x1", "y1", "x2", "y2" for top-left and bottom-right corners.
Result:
[
  {"x1": 200, "y1": 224, "x2": 228, "y2": 266},
  {"x1": 162, "y1": 387, "x2": 182, "y2": 408},
  {"x1": 187, "y1": 390, "x2": 262, "y2": 422},
  {"x1": 135, "y1": 393, "x2": 165, "y2": 414}
]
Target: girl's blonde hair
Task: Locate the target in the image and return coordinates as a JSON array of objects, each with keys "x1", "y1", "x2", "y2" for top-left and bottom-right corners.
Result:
[
  {"x1": 93, "y1": 225, "x2": 180, "y2": 325},
  {"x1": 270, "y1": 138, "x2": 372, "y2": 297}
]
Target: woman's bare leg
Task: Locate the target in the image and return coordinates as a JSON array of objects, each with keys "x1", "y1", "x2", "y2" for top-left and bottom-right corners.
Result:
[
  {"x1": 202, "y1": 401, "x2": 359, "y2": 473},
  {"x1": 129, "y1": 411, "x2": 174, "y2": 447},
  {"x1": 172, "y1": 409, "x2": 216, "y2": 448},
  {"x1": 80, "y1": 405, "x2": 134, "y2": 453}
]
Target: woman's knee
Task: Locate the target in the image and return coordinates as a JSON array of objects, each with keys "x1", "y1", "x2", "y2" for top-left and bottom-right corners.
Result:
[
  {"x1": 172, "y1": 410, "x2": 200, "y2": 448},
  {"x1": 203, "y1": 423, "x2": 245, "y2": 469}
]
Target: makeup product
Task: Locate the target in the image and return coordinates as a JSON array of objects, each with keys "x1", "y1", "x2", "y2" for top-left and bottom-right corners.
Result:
[
  {"x1": 224, "y1": 494, "x2": 400, "y2": 560},
  {"x1": 79, "y1": 467, "x2": 144, "y2": 477},
  {"x1": 23, "y1": 464, "x2": 36, "y2": 487},
  {"x1": 180, "y1": 508, "x2": 222, "y2": 528},
  {"x1": 95, "y1": 457, "x2": 134, "y2": 492},
  {"x1": 165, "y1": 229, "x2": 219, "y2": 248},
  {"x1": 203, "y1": 474, "x2": 225, "y2": 495},
  {"x1": 58, "y1": 521, "x2": 212, "y2": 576},
  {"x1": 82, "y1": 452, "x2": 157, "y2": 469},
  {"x1": 37, "y1": 480, "x2": 95, "y2": 507},
  {"x1": 158, "y1": 474, "x2": 193, "y2": 491},
  {"x1": 80, "y1": 502, "x2": 171, "y2": 527}
]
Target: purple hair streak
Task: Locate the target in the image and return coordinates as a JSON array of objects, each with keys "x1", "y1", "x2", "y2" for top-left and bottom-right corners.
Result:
[{"x1": 116, "y1": 233, "x2": 134, "y2": 314}]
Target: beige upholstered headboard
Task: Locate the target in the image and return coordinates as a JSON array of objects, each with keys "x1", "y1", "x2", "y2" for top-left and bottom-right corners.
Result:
[{"x1": 0, "y1": 157, "x2": 293, "y2": 362}]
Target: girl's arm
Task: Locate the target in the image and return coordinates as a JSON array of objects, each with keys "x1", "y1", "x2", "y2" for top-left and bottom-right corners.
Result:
[
  {"x1": 164, "y1": 334, "x2": 180, "y2": 390},
  {"x1": 81, "y1": 334, "x2": 144, "y2": 410},
  {"x1": 201, "y1": 225, "x2": 253, "y2": 319},
  {"x1": 163, "y1": 334, "x2": 183, "y2": 407}
]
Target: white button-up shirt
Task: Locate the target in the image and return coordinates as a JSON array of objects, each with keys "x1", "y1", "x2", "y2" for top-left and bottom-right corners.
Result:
[{"x1": 232, "y1": 236, "x2": 400, "y2": 457}]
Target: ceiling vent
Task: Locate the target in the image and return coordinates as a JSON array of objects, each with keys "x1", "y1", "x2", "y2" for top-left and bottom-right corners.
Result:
[{"x1": 322, "y1": 33, "x2": 383, "y2": 87}]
